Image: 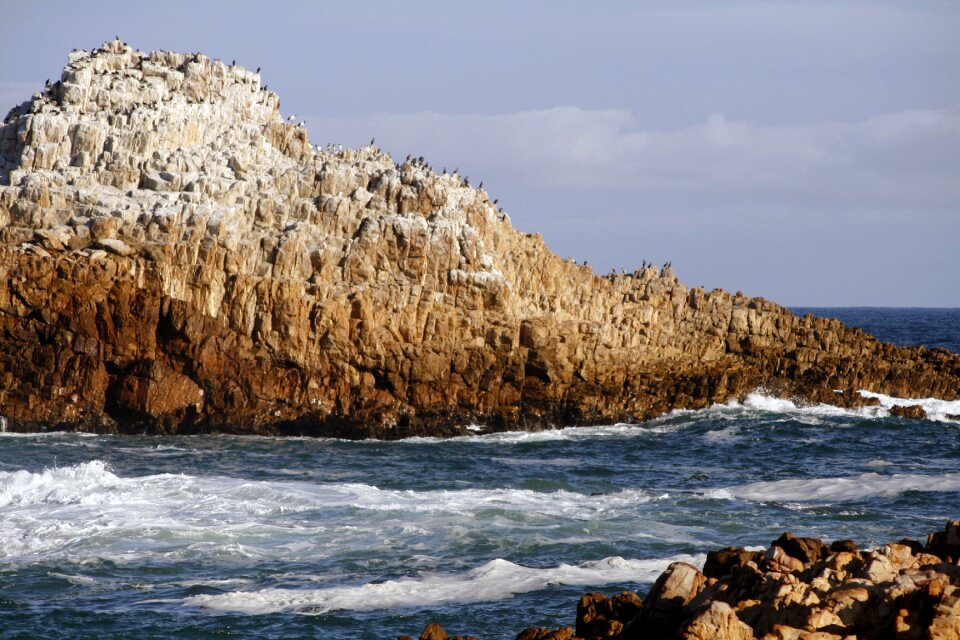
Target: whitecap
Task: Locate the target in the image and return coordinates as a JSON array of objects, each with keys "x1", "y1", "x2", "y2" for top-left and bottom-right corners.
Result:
[
  {"x1": 715, "y1": 471, "x2": 960, "y2": 503},
  {"x1": 0, "y1": 461, "x2": 666, "y2": 563},
  {"x1": 702, "y1": 426, "x2": 740, "y2": 443},
  {"x1": 493, "y1": 457, "x2": 583, "y2": 468},
  {"x1": 858, "y1": 391, "x2": 960, "y2": 422},
  {"x1": 182, "y1": 554, "x2": 704, "y2": 615},
  {"x1": 399, "y1": 422, "x2": 678, "y2": 444},
  {"x1": 47, "y1": 572, "x2": 97, "y2": 585}
]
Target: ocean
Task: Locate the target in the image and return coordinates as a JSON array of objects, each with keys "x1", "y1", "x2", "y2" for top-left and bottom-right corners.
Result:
[{"x1": 1, "y1": 308, "x2": 958, "y2": 639}]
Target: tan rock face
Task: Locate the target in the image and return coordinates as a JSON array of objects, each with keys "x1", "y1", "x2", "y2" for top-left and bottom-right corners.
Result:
[
  {"x1": 1, "y1": 40, "x2": 959, "y2": 436},
  {"x1": 682, "y1": 601, "x2": 753, "y2": 640},
  {"x1": 510, "y1": 522, "x2": 960, "y2": 640}
]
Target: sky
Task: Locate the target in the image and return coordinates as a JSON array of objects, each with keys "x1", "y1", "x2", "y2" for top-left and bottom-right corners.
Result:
[{"x1": 1, "y1": 1, "x2": 958, "y2": 306}]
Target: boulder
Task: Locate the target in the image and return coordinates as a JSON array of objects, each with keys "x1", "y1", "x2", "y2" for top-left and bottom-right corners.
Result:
[
  {"x1": 703, "y1": 547, "x2": 764, "y2": 579},
  {"x1": 681, "y1": 601, "x2": 753, "y2": 640},
  {"x1": 889, "y1": 404, "x2": 928, "y2": 419}
]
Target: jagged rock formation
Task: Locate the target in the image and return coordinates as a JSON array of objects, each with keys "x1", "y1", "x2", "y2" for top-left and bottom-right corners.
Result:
[
  {"x1": 0, "y1": 40, "x2": 958, "y2": 436},
  {"x1": 510, "y1": 521, "x2": 960, "y2": 640}
]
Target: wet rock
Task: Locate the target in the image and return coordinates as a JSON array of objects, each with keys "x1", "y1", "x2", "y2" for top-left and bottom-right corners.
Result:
[
  {"x1": 420, "y1": 623, "x2": 448, "y2": 640},
  {"x1": 575, "y1": 591, "x2": 642, "y2": 638},
  {"x1": 890, "y1": 404, "x2": 928, "y2": 419}
]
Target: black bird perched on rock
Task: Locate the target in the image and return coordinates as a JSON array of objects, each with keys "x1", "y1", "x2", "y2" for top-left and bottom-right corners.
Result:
[
  {"x1": 478, "y1": 181, "x2": 483, "y2": 189},
  {"x1": 493, "y1": 199, "x2": 498, "y2": 205},
  {"x1": 115, "y1": 34, "x2": 119, "y2": 40},
  {"x1": 231, "y1": 59, "x2": 235, "y2": 66},
  {"x1": 369, "y1": 137, "x2": 375, "y2": 146},
  {"x1": 256, "y1": 66, "x2": 261, "y2": 73},
  {"x1": 44, "y1": 79, "x2": 49, "y2": 87}
]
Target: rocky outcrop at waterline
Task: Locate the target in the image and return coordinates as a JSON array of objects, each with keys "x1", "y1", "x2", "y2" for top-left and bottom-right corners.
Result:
[
  {"x1": 1, "y1": 40, "x2": 958, "y2": 436},
  {"x1": 408, "y1": 521, "x2": 960, "y2": 640}
]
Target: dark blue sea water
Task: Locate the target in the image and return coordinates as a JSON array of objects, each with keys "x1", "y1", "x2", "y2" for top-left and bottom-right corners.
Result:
[{"x1": 1, "y1": 309, "x2": 958, "y2": 639}]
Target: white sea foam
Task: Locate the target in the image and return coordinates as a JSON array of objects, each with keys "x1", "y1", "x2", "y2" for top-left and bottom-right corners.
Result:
[
  {"x1": 393, "y1": 390, "x2": 959, "y2": 445},
  {"x1": 399, "y1": 422, "x2": 681, "y2": 444},
  {"x1": 715, "y1": 471, "x2": 960, "y2": 503},
  {"x1": 703, "y1": 426, "x2": 740, "y2": 443},
  {"x1": 0, "y1": 461, "x2": 664, "y2": 563},
  {"x1": 494, "y1": 456, "x2": 583, "y2": 468},
  {"x1": 48, "y1": 572, "x2": 98, "y2": 585},
  {"x1": 694, "y1": 390, "x2": 960, "y2": 424},
  {"x1": 182, "y1": 554, "x2": 704, "y2": 615},
  {"x1": 858, "y1": 391, "x2": 960, "y2": 423}
]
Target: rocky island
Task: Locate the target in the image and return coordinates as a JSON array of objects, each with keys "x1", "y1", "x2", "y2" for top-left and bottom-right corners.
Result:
[{"x1": 1, "y1": 40, "x2": 958, "y2": 437}]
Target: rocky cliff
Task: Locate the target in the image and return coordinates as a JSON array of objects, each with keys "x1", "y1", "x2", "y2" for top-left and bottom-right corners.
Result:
[{"x1": 0, "y1": 40, "x2": 958, "y2": 436}]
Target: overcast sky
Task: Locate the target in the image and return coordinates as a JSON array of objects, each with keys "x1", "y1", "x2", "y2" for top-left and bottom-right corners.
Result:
[{"x1": 2, "y1": 1, "x2": 958, "y2": 306}]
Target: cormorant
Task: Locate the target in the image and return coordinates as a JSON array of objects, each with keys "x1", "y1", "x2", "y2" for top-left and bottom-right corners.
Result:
[
  {"x1": 369, "y1": 137, "x2": 375, "y2": 146},
  {"x1": 256, "y1": 67, "x2": 261, "y2": 73},
  {"x1": 231, "y1": 59, "x2": 235, "y2": 66},
  {"x1": 478, "y1": 181, "x2": 483, "y2": 189}
]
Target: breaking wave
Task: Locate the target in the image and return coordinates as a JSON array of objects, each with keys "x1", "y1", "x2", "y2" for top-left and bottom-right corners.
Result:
[
  {"x1": 181, "y1": 554, "x2": 703, "y2": 615},
  {"x1": 0, "y1": 461, "x2": 664, "y2": 563},
  {"x1": 709, "y1": 471, "x2": 960, "y2": 503}
]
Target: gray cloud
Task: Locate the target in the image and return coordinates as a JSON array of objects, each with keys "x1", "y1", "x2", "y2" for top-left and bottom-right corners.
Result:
[{"x1": 306, "y1": 105, "x2": 960, "y2": 208}]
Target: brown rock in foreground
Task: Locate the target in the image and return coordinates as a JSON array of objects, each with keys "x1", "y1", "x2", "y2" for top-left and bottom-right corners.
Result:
[
  {"x1": 1, "y1": 40, "x2": 959, "y2": 437},
  {"x1": 509, "y1": 521, "x2": 960, "y2": 640}
]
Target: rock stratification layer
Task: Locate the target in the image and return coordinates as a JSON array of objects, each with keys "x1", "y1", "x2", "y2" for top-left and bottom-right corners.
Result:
[{"x1": 1, "y1": 41, "x2": 958, "y2": 436}]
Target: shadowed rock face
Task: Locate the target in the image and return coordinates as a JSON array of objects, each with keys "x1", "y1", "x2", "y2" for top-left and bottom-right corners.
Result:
[{"x1": 0, "y1": 40, "x2": 958, "y2": 437}]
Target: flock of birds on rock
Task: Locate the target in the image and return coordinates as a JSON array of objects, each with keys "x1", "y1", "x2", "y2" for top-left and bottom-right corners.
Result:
[{"x1": 17, "y1": 38, "x2": 671, "y2": 279}]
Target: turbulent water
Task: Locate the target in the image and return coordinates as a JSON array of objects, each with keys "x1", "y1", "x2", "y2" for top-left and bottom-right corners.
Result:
[{"x1": 1, "y1": 309, "x2": 958, "y2": 639}]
